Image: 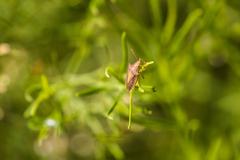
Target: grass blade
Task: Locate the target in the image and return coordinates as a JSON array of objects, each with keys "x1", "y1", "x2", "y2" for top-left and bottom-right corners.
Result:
[
  {"x1": 149, "y1": 0, "x2": 162, "y2": 28},
  {"x1": 162, "y1": 0, "x2": 177, "y2": 44},
  {"x1": 65, "y1": 47, "x2": 88, "y2": 74},
  {"x1": 169, "y1": 9, "x2": 202, "y2": 56},
  {"x1": 121, "y1": 32, "x2": 128, "y2": 73},
  {"x1": 107, "y1": 90, "x2": 124, "y2": 116},
  {"x1": 76, "y1": 87, "x2": 105, "y2": 97}
]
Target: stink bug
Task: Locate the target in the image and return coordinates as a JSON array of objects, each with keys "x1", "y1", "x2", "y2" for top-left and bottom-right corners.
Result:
[
  {"x1": 125, "y1": 55, "x2": 154, "y2": 129},
  {"x1": 126, "y1": 58, "x2": 141, "y2": 91},
  {"x1": 126, "y1": 58, "x2": 154, "y2": 92}
]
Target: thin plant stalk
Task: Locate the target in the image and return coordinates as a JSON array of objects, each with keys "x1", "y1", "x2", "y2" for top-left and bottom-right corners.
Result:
[{"x1": 128, "y1": 90, "x2": 133, "y2": 129}]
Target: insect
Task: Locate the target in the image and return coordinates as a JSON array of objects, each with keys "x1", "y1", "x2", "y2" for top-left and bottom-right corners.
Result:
[
  {"x1": 105, "y1": 48, "x2": 154, "y2": 129},
  {"x1": 126, "y1": 58, "x2": 154, "y2": 92},
  {"x1": 126, "y1": 58, "x2": 141, "y2": 91},
  {"x1": 125, "y1": 57, "x2": 154, "y2": 129}
]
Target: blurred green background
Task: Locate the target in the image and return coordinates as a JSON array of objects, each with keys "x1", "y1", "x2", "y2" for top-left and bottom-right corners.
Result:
[{"x1": 0, "y1": 0, "x2": 240, "y2": 159}]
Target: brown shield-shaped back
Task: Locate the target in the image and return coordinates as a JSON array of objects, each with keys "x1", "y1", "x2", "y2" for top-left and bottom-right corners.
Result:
[{"x1": 126, "y1": 59, "x2": 141, "y2": 91}]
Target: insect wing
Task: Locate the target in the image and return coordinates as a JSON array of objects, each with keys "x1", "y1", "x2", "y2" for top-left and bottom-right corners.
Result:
[{"x1": 126, "y1": 60, "x2": 141, "y2": 91}]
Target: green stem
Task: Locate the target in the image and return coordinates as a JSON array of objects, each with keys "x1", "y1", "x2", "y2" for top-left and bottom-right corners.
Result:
[
  {"x1": 128, "y1": 90, "x2": 133, "y2": 129},
  {"x1": 149, "y1": 0, "x2": 162, "y2": 28},
  {"x1": 163, "y1": 0, "x2": 177, "y2": 44},
  {"x1": 121, "y1": 32, "x2": 128, "y2": 73}
]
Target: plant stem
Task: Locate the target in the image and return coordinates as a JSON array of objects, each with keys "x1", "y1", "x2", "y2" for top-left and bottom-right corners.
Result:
[
  {"x1": 128, "y1": 90, "x2": 133, "y2": 129},
  {"x1": 121, "y1": 32, "x2": 128, "y2": 73}
]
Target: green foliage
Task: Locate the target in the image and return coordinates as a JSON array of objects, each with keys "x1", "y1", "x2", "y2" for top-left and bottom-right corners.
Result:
[
  {"x1": 120, "y1": 32, "x2": 128, "y2": 73},
  {"x1": 0, "y1": 0, "x2": 240, "y2": 160}
]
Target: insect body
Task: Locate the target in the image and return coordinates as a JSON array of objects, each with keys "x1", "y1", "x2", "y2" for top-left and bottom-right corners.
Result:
[
  {"x1": 126, "y1": 58, "x2": 154, "y2": 92},
  {"x1": 125, "y1": 58, "x2": 154, "y2": 129},
  {"x1": 126, "y1": 59, "x2": 141, "y2": 91}
]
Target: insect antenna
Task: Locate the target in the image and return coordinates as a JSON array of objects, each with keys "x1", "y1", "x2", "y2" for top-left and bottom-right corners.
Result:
[{"x1": 130, "y1": 48, "x2": 138, "y2": 60}]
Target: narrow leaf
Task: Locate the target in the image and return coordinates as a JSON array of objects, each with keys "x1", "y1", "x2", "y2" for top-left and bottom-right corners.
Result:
[
  {"x1": 41, "y1": 75, "x2": 49, "y2": 92},
  {"x1": 169, "y1": 9, "x2": 202, "y2": 56},
  {"x1": 149, "y1": 0, "x2": 162, "y2": 28},
  {"x1": 107, "y1": 90, "x2": 124, "y2": 116},
  {"x1": 104, "y1": 67, "x2": 124, "y2": 84},
  {"x1": 25, "y1": 84, "x2": 41, "y2": 102},
  {"x1": 162, "y1": 0, "x2": 177, "y2": 44},
  {"x1": 121, "y1": 32, "x2": 128, "y2": 72},
  {"x1": 76, "y1": 87, "x2": 104, "y2": 97}
]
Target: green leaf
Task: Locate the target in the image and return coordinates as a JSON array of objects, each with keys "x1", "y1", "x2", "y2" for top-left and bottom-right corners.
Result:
[
  {"x1": 41, "y1": 75, "x2": 50, "y2": 92},
  {"x1": 25, "y1": 84, "x2": 41, "y2": 102},
  {"x1": 24, "y1": 75, "x2": 53, "y2": 118},
  {"x1": 107, "y1": 143, "x2": 124, "y2": 160},
  {"x1": 162, "y1": 0, "x2": 177, "y2": 44},
  {"x1": 149, "y1": 0, "x2": 162, "y2": 28},
  {"x1": 105, "y1": 67, "x2": 124, "y2": 84},
  {"x1": 120, "y1": 32, "x2": 128, "y2": 73},
  {"x1": 107, "y1": 90, "x2": 124, "y2": 116},
  {"x1": 76, "y1": 87, "x2": 105, "y2": 97},
  {"x1": 24, "y1": 91, "x2": 49, "y2": 118},
  {"x1": 138, "y1": 85, "x2": 156, "y2": 93},
  {"x1": 37, "y1": 126, "x2": 49, "y2": 145},
  {"x1": 169, "y1": 9, "x2": 202, "y2": 56},
  {"x1": 206, "y1": 138, "x2": 222, "y2": 160},
  {"x1": 65, "y1": 47, "x2": 89, "y2": 74}
]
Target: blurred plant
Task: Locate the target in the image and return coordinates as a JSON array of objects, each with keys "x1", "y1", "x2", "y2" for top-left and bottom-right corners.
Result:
[
  {"x1": 106, "y1": 32, "x2": 154, "y2": 129},
  {"x1": 24, "y1": 30, "x2": 155, "y2": 159},
  {"x1": 0, "y1": 0, "x2": 240, "y2": 159},
  {"x1": 23, "y1": 0, "x2": 240, "y2": 159}
]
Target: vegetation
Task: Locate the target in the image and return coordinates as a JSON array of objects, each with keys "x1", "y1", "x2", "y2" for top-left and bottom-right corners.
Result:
[{"x1": 0, "y1": 0, "x2": 240, "y2": 159}]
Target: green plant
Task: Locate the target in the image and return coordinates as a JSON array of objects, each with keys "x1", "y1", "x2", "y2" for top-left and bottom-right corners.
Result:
[{"x1": 1, "y1": 0, "x2": 240, "y2": 159}]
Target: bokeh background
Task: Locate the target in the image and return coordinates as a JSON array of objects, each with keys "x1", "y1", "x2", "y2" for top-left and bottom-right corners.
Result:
[{"x1": 0, "y1": 0, "x2": 240, "y2": 159}]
